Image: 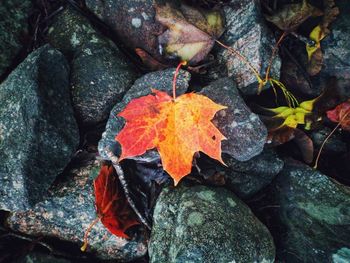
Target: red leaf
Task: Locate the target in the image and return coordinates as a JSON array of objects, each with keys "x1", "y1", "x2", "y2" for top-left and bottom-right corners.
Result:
[
  {"x1": 326, "y1": 100, "x2": 350, "y2": 131},
  {"x1": 94, "y1": 164, "x2": 140, "y2": 238},
  {"x1": 115, "y1": 89, "x2": 227, "y2": 185}
]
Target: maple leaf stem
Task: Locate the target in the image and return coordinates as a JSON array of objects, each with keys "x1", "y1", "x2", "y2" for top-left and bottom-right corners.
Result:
[
  {"x1": 172, "y1": 61, "x2": 187, "y2": 100},
  {"x1": 313, "y1": 110, "x2": 350, "y2": 169},
  {"x1": 81, "y1": 217, "x2": 100, "y2": 252}
]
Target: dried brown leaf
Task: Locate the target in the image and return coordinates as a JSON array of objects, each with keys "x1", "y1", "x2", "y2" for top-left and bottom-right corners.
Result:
[
  {"x1": 264, "y1": 0, "x2": 322, "y2": 31},
  {"x1": 155, "y1": 3, "x2": 223, "y2": 65}
]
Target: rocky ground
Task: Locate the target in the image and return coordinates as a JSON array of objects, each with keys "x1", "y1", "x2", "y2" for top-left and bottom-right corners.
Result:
[{"x1": 0, "y1": 0, "x2": 350, "y2": 262}]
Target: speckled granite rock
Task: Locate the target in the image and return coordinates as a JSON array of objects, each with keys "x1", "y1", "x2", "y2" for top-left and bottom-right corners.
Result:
[
  {"x1": 207, "y1": 0, "x2": 281, "y2": 95},
  {"x1": 274, "y1": 161, "x2": 350, "y2": 262},
  {"x1": 71, "y1": 40, "x2": 137, "y2": 125},
  {"x1": 149, "y1": 184, "x2": 275, "y2": 263},
  {"x1": 310, "y1": 127, "x2": 347, "y2": 155},
  {"x1": 316, "y1": 0, "x2": 350, "y2": 98},
  {"x1": 0, "y1": 45, "x2": 79, "y2": 211},
  {"x1": 48, "y1": 6, "x2": 100, "y2": 58},
  {"x1": 0, "y1": 0, "x2": 32, "y2": 78},
  {"x1": 6, "y1": 159, "x2": 147, "y2": 261},
  {"x1": 85, "y1": 0, "x2": 164, "y2": 62},
  {"x1": 48, "y1": 7, "x2": 137, "y2": 125},
  {"x1": 98, "y1": 68, "x2": 190, "y2": 160},
  {"x1": 200, "y1": 77, "x2": 267, "y2": 161},
  {"x1": 224, "y1": 148, "x2": 284, "y2": 198}
]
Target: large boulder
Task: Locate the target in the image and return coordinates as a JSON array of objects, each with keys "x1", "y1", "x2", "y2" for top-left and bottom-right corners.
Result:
[
  {"x1": 85, "y1": 0, "x2": 162, "y2": 62},
  {"x1": 0, "y1": 45, "x2": 79, "y2": 211},
  {"x1": 48, "y1": 7, "x2": 137, "y2": 125},
  {"x1": 0, "y1": 0, "x2": 32, "y2": 78},
  {"x1": 149, "y1": 184, "x2": 275, "y2": 263},
  {"x1": 207, "y1": 0, "x2": 281, "y2": 95},
  {"x1": 6, "y1": 157, "x2": 147, "y2": 261},
  {"x1": 224, "y1": 148, "x2": 284, "y2": 198},
  {"x1": 274, "y1": 161, "x2": 350, "y2": 262},
  {"x1": 317, "y1": 0, "x2": 350, "y2": 98},
  {"x1": 200, "y1": 77, "x2": 267, "y2": 161}
]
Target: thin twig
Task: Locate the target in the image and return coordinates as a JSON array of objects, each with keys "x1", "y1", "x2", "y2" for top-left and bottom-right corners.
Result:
[
  {"x1": 265, "y1": 31, "x2": 287, "y2": 82},
  {"x1": 313, "y1": 111, "x2": 350, "y2": 169}
]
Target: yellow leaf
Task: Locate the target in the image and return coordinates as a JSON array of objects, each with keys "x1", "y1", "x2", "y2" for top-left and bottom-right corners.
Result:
[
  {"x1": 306, "y1": 25, "x2": 326, "y2": 61},
  {"x1": 299, "y1": 98, "x2": 316, "y2": 111}
]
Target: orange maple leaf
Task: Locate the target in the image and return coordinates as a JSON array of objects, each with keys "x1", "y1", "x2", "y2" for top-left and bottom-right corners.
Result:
[{"x1": 116, "y1": 89, "x2": 227, "y2": 185}]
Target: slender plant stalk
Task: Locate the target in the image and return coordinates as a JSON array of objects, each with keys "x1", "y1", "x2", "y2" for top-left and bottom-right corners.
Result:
[
  {"x1": 81, "y1": 217, "x2": 100, "y2": 251},
  {"x1": 313, "y1": 111, "x2": 350, "y2": 169},
  {"x1": 265, "y1": 31, "x2": 287, "y2": 82}
]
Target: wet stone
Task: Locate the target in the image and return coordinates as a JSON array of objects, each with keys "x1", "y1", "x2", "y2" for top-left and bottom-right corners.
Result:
[
  {"x1": 200, "y1": 77, "x2": 267, "y2": 161},
  {"x1": 273, "y1": 161, "x2": 350, "y2": 262},
  {"x1": 98, "y1": 68, "x2": 190, "y2": 160},
  {"x1": 6, "y1": 159, "x2": 147, "y2": 261},
  {"x1": 85, "y1": 0, "x2": 164, "y2": 62},
  {"x1": 310, "y1": 127, "x2": 347, "y2": 155},
  {"x1": 224, "y1": 148, "x2": 284, "y2": 198},
  {"x1": 48, "y1": 7, "x2": 137, "y2": 125},
  {"x1": 0, "y1": 45, "x2": 79, "y2": 211},
  {"x1": 0, "y1": 0, "x2": 32, "y2": 78},
  {"x1": 71, "y1": 40, "x2": 137, "y2": 125},
  {"x1": 317, "y1": 0, "x2": 350, "y2": 98},
  {"x1": 149, "y1": 183, "x2": 275, "y2": 263},
  {"x1": 207, "y1": 0, "x2": 281, "y2": 95}
]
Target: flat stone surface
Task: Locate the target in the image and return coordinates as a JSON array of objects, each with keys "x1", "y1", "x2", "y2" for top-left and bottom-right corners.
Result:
[
  {"x1": 274, "y1": 161, "x2": 350, "y2": 262},
  {"x1": 207, "y1": 0, "x2": 281, "y2": 95},
  {"x1": 6, "y1": 158, "x2": 147, "y2": 261},
  {"x1": 0, "y1": 45, "x2": 79, "y2": 211},
  {"x1": 200, "y1": 78, "x2": 267, "y2": 161},
  {"x1": 71, "y1": 40, "x2": 137, "y2": 125},
  {"x1": 0, "y1": 0, "x2": 32, "y2": 78},
  {"x1": 85, "y1": 0, "x2": 163, "y2": 62},
  {"x1": 149, "y1": 183, "x2": 275, "y2": 263},
  {"x1": 48, "y1": 7, "x2": 137, "y2": 125},
  {"x1": 224, "y1": 148, "x2": 284, "y2": 198}
]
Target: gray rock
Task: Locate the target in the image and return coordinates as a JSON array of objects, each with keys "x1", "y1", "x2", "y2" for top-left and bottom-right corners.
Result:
[
  {"x1": 6, "y1": 158, "x2": 147, "y2": 261},
  {"x1": 224, "y1": 148, "x2": 284, "y2": 198},
  {"x1": 149, "y1": 184, "x2": 275, "y2": 263},
  {"x1": 48, "y1": 7, "x2": 101, "y2": 58},
  {"x1": 71, "y1": 41, "x2": 137, "y2": 124},
  {"x1": 98, "y1": 68, "x2": 190, "y2": 160},
  {"x1": 48, "y1": 7, "x2": 137, "y2": 125},
  {"x1": 0, "y1": 0, "x2": 32, "y2": 78},
  {"x1": 208, "y1": 0, "x2": 281, "y2": 95},
  {"x1": 282, "y1": 0, "x2": 350, "y2": 98},
  {"x1": 85, "y1": 0, "x2": 163, "y2": 62},
  {"x1": 274, "y1": 161, "x2": 350, "y2": 262},
  {"x1": 310, "y1": 127, "x2": 347, "y2": 155},
  {"x1": 0, "y1": 45, "x2": 79, "y2": 211},
  {"x1": 318, "y1": 0, "x2": 350, "y2": 98},
  {"x1": 200, "y1": 78, "x2": 267, "y2": 161}
]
